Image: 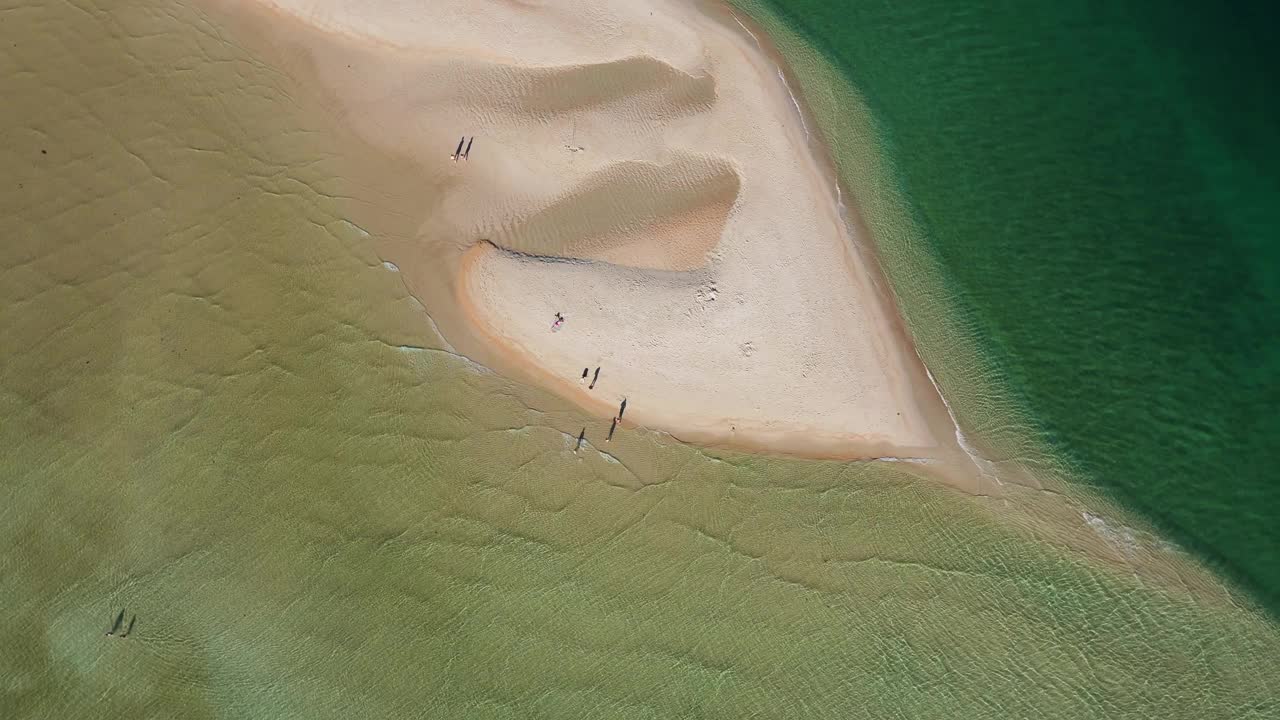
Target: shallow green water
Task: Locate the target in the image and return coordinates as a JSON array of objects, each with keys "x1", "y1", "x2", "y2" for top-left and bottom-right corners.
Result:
[
  {"x1": 748, "y1": 0, "x2": 1280, "y2": 614},
  {"x1": 2, "y1": 1, "x2": 1279, "y2": 718}
]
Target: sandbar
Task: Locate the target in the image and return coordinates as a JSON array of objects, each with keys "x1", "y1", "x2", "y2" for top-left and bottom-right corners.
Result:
[{"x1": 201, "y1": 0, "x2": 972, "y2": 480}]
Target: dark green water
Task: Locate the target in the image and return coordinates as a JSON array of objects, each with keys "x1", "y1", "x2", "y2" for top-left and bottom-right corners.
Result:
[{"x1": 756, "y1": 0, "x2": 1280, "y2": 613}]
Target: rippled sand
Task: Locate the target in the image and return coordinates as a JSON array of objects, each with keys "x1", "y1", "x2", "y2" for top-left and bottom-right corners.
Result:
[{"x1": 2, "y1": 0, "x2": 1278, "y2": 718}]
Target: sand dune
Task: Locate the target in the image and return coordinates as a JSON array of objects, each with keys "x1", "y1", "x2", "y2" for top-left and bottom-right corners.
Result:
[
  {"x1": 209, "y1": 0, "x2": 972, "y2": 478},
  {"x1": 488, "y1": 157, "x2": 738, "y2": 271},
  {"x1": 479, "y1": 56, "x2": 717, "y2": 119}
]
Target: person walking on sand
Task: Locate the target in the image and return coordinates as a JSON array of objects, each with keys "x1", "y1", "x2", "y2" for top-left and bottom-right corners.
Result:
[
  {"x1": 607, "y1": 416, "x2": 619, "y2": 442},
  {"x1": 589, "y1": 366, "x2": 600, "y2": 390},
  {"x1": 463, "y1": 136, "x2": 474, "y2": 160},
  {"x1": 580, "y1": 368, "x2": 589, "y2": 384},
  {"x1": 618, "y1": 397, "x2": 627, "y2": 420},
  {"x1": 575, "y1": 427, "x2": 585, "y2": 453},
  {"x1": 551, "y1": 312, "x2": 564, "y2": 331},
  {"x1": 451, "y1": 136, "x2": 465, "y2": 162}
]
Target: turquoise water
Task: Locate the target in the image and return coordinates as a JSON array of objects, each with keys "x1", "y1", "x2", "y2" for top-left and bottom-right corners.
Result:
[{"x1": 755, "y1": 0, "x2": 1280, "y2": 613}]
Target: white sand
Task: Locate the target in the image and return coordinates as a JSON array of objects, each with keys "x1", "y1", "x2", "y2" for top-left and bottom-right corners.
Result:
[{"x1": 215, "y1": 0, "x2": 967, "y2": 466}]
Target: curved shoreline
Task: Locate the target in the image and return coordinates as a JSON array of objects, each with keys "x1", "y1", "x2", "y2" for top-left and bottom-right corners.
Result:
[
  {"x1": 213, "y1": 0, "x2": 984, "y2": 490},
  {"x1": 203, "y1": 0, "x2": 1005, "y2": 501},
  {"x1": 708, "y1": 0, "x2": 1024, "y2": 491},
  {"x1": 445, "y1": 1, "x2": 979, "y2": 489}
]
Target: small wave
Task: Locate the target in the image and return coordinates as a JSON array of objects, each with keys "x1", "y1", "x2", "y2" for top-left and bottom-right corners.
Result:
[
  {"x1": 776, "y1": 69, "x2": 809, "y2": 138},
  {"x1": 336, "y1": 219, "x2": 370, "y2": 238},
  {"x1": 731, "y1": 16, "x2": 809, "y2": 140},
  {"x1": 1082, "y1": 511, "x2": 1140, "y2": 556},
  {"x1": 923, "y1": 366, "x2": 1000, "y2": 484}
]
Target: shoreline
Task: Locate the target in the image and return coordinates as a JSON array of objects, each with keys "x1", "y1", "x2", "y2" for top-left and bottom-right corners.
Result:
[
  {"x1": 706, "y1": 0, "x2": 995, "y2": 477},
  {"x1": 708, "y1": 0, "x2": 1020, "y2": 490}
]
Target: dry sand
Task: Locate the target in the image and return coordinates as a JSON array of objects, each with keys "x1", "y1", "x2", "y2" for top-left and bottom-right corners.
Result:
[{"x1": 204, "y1": 0, "x2": 974, "y2": 482}]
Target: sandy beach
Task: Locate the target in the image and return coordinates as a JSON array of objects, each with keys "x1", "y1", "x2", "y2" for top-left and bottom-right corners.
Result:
[{"x1": 204, "y1": 0, "x2": 973, "y2": 481}]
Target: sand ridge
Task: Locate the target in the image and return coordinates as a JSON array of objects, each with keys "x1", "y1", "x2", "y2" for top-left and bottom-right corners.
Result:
[
  {"x1": 488, "y1": 156, "x2": 739, "y2": 271},
  {"x1": 210, "y1": 0, "x2": 974, "y2": 482}
]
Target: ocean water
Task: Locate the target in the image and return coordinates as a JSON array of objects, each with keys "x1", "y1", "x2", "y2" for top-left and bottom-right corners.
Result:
[
  {"x1": 2, "y1": 1, "x2": 1279, "y2": 718},
  {"x1": 740, "y1": 0, "x2": 1280, "y2": 614}
]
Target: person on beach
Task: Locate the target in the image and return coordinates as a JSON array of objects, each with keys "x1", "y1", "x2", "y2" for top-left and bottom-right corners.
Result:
[
  {"x1": 551, "y1": 312, "x2": 565, "y2": 331},
  {"x1": 451, "y1": 136, "x2": 465, "y2": 161},
  {"x1": 589, "y1": 366, "x2": 600, "y2": 389},
  {"x1": 580, "y1": 368, "x2": 589, "y2": 384},
  {"x1": 607, "y1": 416, "x2": 619, "y2": 442},
  {"x1": 618, "y1": 397, "x2": 627, "y2": 420},
  {"x1": 575, "y1": 427, "x2": 585, "y2": 453},
  {"x1": 463, "y1": 136, "x2": 474, "y2": 160}
]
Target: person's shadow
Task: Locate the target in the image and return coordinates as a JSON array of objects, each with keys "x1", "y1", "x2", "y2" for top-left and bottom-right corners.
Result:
[{"x1": 105, "y1": 610, "x2": 124, "y2": 636}]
